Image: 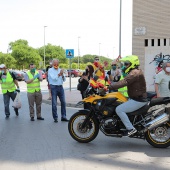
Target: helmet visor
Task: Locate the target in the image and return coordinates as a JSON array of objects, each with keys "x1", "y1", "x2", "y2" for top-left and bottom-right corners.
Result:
[{"x1": 124, "y1": 61, "x2": 131, "y2": 66}]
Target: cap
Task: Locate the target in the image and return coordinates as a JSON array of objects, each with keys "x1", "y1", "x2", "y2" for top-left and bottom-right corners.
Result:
[{"x1": 0, "y1": 64, "x2": 6, "y2": 68}]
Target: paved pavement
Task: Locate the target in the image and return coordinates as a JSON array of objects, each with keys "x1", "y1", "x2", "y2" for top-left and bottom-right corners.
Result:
[{"x1": 42, "y1": 89, "x2": 83, "y2": 108}]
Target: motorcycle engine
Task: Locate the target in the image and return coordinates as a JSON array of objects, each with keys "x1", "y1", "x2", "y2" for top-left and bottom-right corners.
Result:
[{"x1": 101, "y1": 117, "x2": 117, "y2": 129}]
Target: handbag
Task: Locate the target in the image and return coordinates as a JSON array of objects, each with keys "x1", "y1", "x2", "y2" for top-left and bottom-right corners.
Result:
[{"x1": 77, "y1": 83, "x2": 82, "y2": 91}]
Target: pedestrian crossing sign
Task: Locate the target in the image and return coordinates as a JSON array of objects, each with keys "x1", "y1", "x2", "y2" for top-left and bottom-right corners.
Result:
[{"x1": 66, "y1": 49, "x2": 74, "y2": 58}]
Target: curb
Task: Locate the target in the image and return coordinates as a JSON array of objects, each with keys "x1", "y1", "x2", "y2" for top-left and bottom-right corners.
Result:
[{"x1": 42, "y1": 99, "x2": 83, "y2": 108}]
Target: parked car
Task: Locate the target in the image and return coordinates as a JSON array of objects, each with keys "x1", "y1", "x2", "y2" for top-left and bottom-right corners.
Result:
[
  {"x1": 12, "y1": 70, "x2": 25, "y2": 81},
  {"x1": 67, "y1": 69, "x2": 80, "y2": 78}
]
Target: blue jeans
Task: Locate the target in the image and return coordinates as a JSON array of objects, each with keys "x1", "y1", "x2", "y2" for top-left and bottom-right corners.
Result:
[
  {"x1": 3, "y1": 91, "x2": 17, "y2": 116},
  {"x1": 50, "y1": 85, "x2": 66, "y2": 120},
  {"x1": 116, "y1": 99, "x2": 147, "y2": 130}
]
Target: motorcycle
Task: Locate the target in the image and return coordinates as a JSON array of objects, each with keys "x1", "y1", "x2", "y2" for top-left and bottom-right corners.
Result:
[{"x1": 68, "y1": 77, "x2": 170, "y2": 148}]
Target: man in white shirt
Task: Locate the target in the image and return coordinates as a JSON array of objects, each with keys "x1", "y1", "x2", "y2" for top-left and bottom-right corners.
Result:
[
  {"x1": 155, "y1": 62, "x2": 170, "y2": 97},
  {"x1": 48, "y1": 59, "x2": 68, "y2": 123}
]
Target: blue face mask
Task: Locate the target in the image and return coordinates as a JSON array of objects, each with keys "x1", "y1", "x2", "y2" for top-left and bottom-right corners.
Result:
[
  {"x1": 121, "y1": 66, "x2": 127, "y2": 77},
  {"x1": 112, "y1": 66, "x2": 117, "y2": 70}
]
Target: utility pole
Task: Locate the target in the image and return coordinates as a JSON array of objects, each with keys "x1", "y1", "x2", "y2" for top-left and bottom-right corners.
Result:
[
  {"x1": 44, "y1": 26, "x2": 47, "y2": 69},
  {"x1": 78, "y1": 36, "x2": 80, "y2": 69}
]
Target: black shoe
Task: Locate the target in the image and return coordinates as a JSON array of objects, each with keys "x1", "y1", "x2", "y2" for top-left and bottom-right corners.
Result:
[
  {"x1": 37, "y1": 117, "x2": 44, "y2": 120},
  {"x1": 30, "y1": 117, "x2": 35, "y2": 121},
  {"x1": 6, "y1": 115, "x2": 10, "y2": 119},
  {"x1": 14, "y1": 108, "x2": 19, "y2": 116},
  {"x1": 124, "y1": 128, "x2": 137, "y2": 137},
  {"x1": 54, "y1": 118, "x2": 58, "y2": 123},
  {"x1": 61, "y1": 118, "x2": 69, "y2": 122}
]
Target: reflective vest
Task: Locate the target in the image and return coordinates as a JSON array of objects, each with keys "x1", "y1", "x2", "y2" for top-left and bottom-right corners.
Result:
[
  {"x1": 27, "y1": 71, "x2": 40, "y2": 93},
  {"x1": 118, "y1": 75, "x2": 128, "y2": 97},
  {"x1": 1, "y1": 72, "x2": 16, "y2": 94}
]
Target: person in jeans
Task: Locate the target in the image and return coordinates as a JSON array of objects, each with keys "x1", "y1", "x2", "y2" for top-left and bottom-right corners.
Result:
[
  {"x1": 48, "y1": 59, "x2": 68, "y2": 123},
  {"x1": 0, "y1": 64, "x2": 20, "y2": 118},
  {"x1": 109, "y1": 55, "x2": 148, "y2": 137},
  {"x1": 24, "y1": 64, "x2": 44, "y2": 121}
]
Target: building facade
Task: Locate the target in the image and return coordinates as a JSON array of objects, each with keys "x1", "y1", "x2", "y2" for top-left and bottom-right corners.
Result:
[{"x1": 132, "y1": 0, "x2": 170, "y2": 90}]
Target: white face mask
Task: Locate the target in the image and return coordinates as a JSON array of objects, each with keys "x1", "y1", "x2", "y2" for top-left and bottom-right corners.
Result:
[{"x1": 165, "y1": 67, "x2": 170, "y2": 72}]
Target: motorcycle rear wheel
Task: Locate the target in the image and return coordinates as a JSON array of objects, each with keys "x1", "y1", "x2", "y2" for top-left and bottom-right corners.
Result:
[
  {"x1": 68, "y1": 112, "x2": 99, "y2": 143},
  {"x1": 145, "y1": 123, "x2": 170, "y2": 148}
]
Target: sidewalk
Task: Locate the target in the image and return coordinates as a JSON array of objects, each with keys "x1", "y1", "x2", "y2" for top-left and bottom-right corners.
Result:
[{"x1": 42, "y1": 89, "x2": 83, "y2": 108}]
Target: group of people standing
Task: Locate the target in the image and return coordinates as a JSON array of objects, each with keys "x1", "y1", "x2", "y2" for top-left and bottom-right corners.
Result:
[
  {"x1": 78, "y1": 56, "x2": 128, "y2": 109},
  {"x1": 0, "y1": 59, "x2": 68, "y2": 123}
]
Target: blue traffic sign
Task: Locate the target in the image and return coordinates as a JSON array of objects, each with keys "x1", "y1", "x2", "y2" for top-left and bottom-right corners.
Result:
[{"x1": 66, "y1": 49, "x2": 74, "y2": 58}]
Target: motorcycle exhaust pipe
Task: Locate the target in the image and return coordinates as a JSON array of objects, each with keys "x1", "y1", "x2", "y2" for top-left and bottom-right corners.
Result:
[{"x1": 144, "y1": 113, "x2": 169, "y2": 132}]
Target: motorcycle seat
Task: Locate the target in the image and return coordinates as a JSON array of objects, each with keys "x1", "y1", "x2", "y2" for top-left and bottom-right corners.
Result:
[
  {"x1": 149, "y1": 97, "x2": 170, "y2": 107},
  {"x1": 127, "y1": 104, "x2": 150, "y2": 116}
]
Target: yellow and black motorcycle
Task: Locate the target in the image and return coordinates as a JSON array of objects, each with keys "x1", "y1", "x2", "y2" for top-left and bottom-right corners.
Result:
[{"x1": 68, "y1": 77, "x2": 170, "y2": 148}]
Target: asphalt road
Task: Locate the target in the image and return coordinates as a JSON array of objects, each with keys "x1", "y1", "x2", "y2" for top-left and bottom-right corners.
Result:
[{"x1": 0, "y1": 79, "x2": 169, "y2": 170}]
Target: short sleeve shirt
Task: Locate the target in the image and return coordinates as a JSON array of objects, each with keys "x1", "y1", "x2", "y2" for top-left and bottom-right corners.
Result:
[{"x1": 155, "y1": 70, "x2": 170, "y2": 97}]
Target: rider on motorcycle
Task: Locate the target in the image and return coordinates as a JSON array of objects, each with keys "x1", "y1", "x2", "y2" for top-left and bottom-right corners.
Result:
[{"x1": 108, "y1": 55, "x2": 148, "y2": 136}]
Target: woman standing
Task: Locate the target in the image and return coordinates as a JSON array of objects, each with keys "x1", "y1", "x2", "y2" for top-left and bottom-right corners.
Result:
[{"x1": 78, "y1": 65, "x2": 94, "y2": 109}]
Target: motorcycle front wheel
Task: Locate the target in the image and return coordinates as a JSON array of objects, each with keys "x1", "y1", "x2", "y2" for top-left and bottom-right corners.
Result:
[
  {"x1": 68, "y1": 112, "x2": 99, "y2": 143},
  {"x1": 145, "y1": 123, "x2": 170, "y2": 148}
]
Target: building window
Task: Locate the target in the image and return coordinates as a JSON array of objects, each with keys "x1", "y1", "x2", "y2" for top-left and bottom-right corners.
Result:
[
  {"x1": 164, "y1": 39, "x2": 166, "y2": 46},
  {"x1": 145, "y1": 39, "x2": 148, "y2": 47},
  {"x1": 151, "y1": 39, "x2": 154, "y2": 46},
  {"x1": 158, "y1": 39, "x2": 160, "y2": 46}
]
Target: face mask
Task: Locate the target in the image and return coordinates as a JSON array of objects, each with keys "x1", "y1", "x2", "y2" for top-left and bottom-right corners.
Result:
[
  {"x1": 1, "y1": 70, "x2": 4, "y2": 74},
  {"x1": 121, "y1": 66, "x2": 127, "y2": 77},
  {"x1": 85, "y1": 69, "x2": 89, "y2": 75},
  {"x1": 165, "y1": 67, "x2": 170, "y2": 72},
  {"x1": 53, "y1": 65, "x2": 58, "y2": 69},
  {"x1": 112, "y1": 66, "x2": 116, "y2": 70},
  {"x1": 31, "y1": 68, "x2": 36, "y2": 73}
]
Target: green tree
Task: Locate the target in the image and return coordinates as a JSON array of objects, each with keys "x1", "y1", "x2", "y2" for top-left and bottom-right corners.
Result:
[
  {"x1": 38, "y1": 43, "x2": 67, "y2": 67},
  {"x1": 0, "y1": 52, "x2": 16, "y2": 69},
  {"x1": 9, "y1": 39, "x2": 42, "y2": 69}
]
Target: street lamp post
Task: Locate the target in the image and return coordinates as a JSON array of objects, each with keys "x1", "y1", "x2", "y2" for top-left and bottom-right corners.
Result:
[
  {"x1": 44, "y1": 26, "x2": 47, "y2": 69},
  {"x1": 78, "y1": 36, "x2": 80, "y2": 69}
]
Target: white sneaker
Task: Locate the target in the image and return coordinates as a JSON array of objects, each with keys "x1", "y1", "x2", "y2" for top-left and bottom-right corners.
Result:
[{"x1": 127, "y1": 128, "x2": 137, "y2": 137}]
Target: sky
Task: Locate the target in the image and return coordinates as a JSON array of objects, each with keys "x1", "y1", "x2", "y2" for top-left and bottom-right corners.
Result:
[{"x1": 0, "y1": 0, "x2": 132, "y2": 60}]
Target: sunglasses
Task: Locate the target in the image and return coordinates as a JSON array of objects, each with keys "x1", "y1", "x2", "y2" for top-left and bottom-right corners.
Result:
[
  {"x1": 95, "y1": 59, "x2": 99, "y2": 61},
  {"x1": 111, "y1": 64, "x2": 117, "y2": 66}
]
